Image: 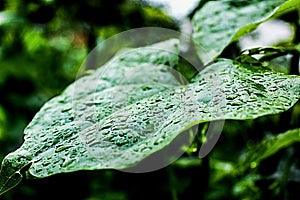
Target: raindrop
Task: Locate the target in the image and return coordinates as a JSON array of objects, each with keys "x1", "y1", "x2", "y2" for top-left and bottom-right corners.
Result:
[
  {"x1": 165, "y1": 104, "x2": 174, "y2": 109},
  {"x1": 226, "y1": 94, "x2": 237, "y2": 100},
  {"x1": 173, "y1": 119, "x2": 181, "y2": 124},
  {"x1": 132, "y1": 137, "x2": 138, "y2": 143},
  {"x1": 61, "y1": 107, "x2": 72, "y2": 113},
  {"x1": 62, "y1": 159, "x2": 74, "y2": 167},
  {"x1": 101, "y1": 130, "x2": 109, "y2": 135},
  {"x1": 42, "y1": 160, "x2": 51, "y2": 167},
  {"x1": 153, "y1": 137, "x2": 164, "y2": 145},
  {"x1": 195, "y1": 87, "x2": 203, "y2": 93},
  {"x1": 141, "y1": 146, "x2": 152, "y2": 152},
  {"x1": 55, "y1": 145, "x2": 72, "y2": 153},
  {"x1": 141, "y1": 86, "x2": 152, "y2": 91}
]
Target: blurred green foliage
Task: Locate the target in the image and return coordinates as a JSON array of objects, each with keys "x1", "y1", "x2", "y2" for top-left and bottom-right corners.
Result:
[
  {"x1": 0, "y1": 1, "x2": 178, "y2": 198},
  {"x1": 0, "y1": 0, "x2": 177, "y2": 149}
]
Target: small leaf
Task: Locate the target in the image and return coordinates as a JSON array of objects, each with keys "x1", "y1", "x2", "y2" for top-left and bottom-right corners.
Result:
[
  {"x1": 192, "y1": 0, "x2": 299, "y2": 65},
  {"x1": 237, "y1": 128, "x2": 300, "y2": 174},
  {"x1": 1, "y1": 40, "x2": 300, "y2": 195},
  {"x1": 0, "y1": 150, "x2": 32, "y2": 195}
]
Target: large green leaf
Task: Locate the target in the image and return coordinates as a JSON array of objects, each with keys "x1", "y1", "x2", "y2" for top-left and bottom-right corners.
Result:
[
  {"x1": 192, "y1": 0, "x2": 300, "y2": 65},
  {"x1": 0, "y1": 39, "x2": 181, "y2": 195},
  {"x1": 1, "y1": 39, "x2": 300, "y2": 195}
]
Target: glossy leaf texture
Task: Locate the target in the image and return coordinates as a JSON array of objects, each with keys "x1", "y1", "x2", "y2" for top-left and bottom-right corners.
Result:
[
  {"x1": 0, "y1": 39, "x2": 181, "y2": 195},
  {"x1": 1, "y1": 40, "x2": 300, "y2": 195},
  {"x1": 192, "y1": 0, "x2": 300, "y2": 65}
]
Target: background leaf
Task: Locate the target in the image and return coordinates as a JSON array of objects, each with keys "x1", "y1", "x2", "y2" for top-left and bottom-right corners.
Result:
[
  {"x1": 237, "y1": 128, "x2": 300, "y2": 174},
  {"x1": 1, "y1": 40, "x2": 300, "y2": 195},
  {"x1": 192, "y1": 0, "x2": 299, "y2": 65}
]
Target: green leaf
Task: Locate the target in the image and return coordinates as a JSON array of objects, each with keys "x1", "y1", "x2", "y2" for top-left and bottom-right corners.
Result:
[
  {"x1": 192, "y1": 0, "x2": 300, "y2": 65},
  {"x1": 1, "y1": 40, "x2": 300, "y2": 195},
  {"x1": 0, "y1": 38, "x2": 182, "y2": 195},
  {"x1": 0, "y1": 154, "x2": 31, "y2": 196},
  {"x1": 237, "y1": 128, "x2": 300, "y2": 174}
]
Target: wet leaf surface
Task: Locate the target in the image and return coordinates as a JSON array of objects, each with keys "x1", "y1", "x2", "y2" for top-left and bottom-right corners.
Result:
[
  {"x1": 192, "y1": 0, "x2": 299, "y2": 65},
  {"x1": 1, "y1": 39, "x2": 300, "y2": 195}
]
